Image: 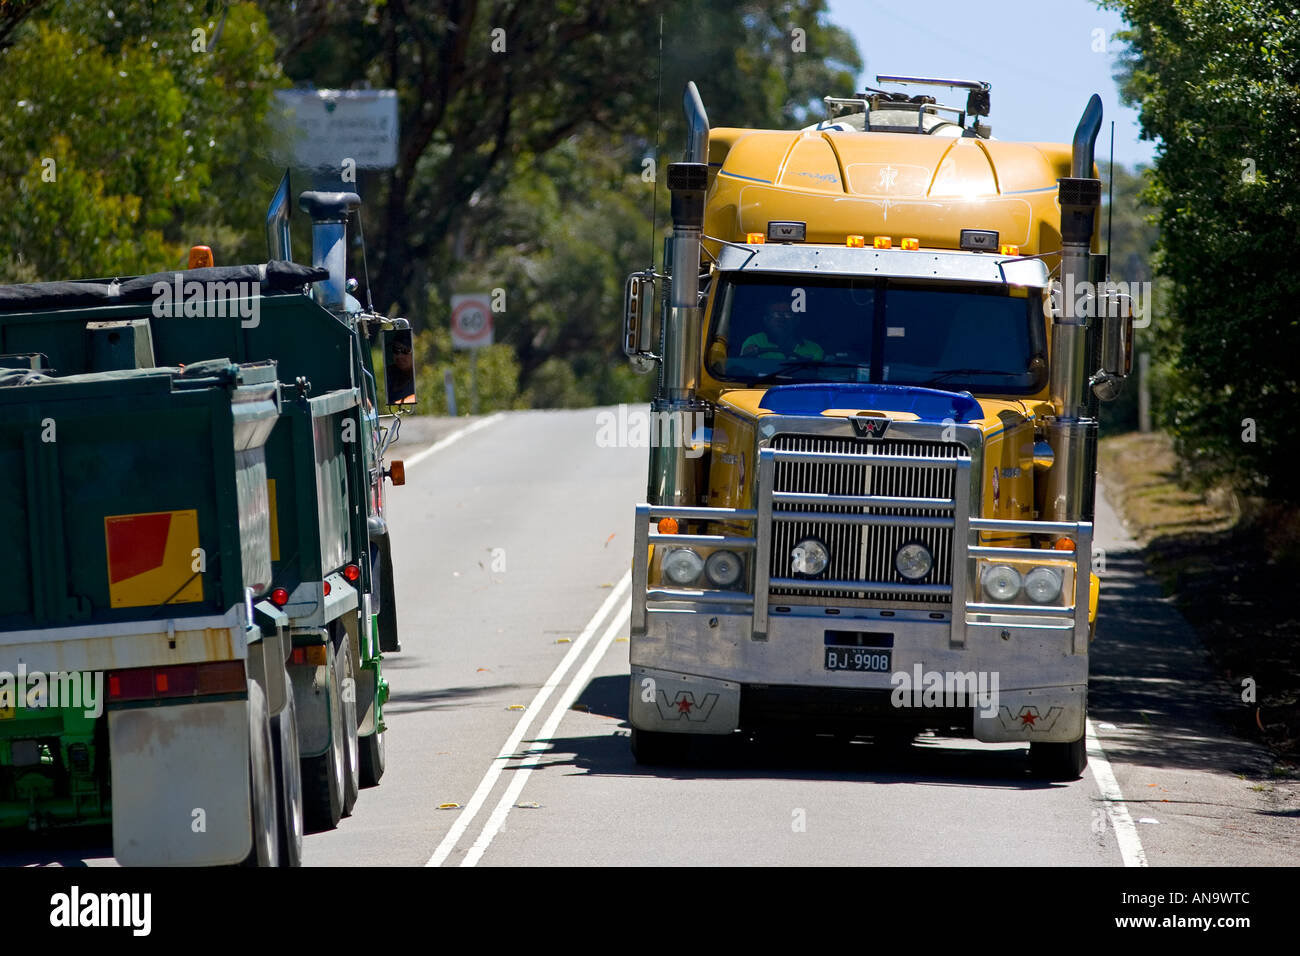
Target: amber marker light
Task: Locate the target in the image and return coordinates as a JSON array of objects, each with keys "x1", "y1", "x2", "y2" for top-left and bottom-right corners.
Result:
[
  {"x1": 657, "y1": 517, "x2": 679, "y2": 534},
  {"x1": 846, "y1": 235, "x2": 866, "y2": 248},
  {"x1": 745, "y1": 232, "x2": 766, "y2": 244},
  {"x1": 873, "y1": 236, "x2": 892, "y2": 249},
  {"x1": 900, "y1": 237, "x2": 920, "y2": 250}
]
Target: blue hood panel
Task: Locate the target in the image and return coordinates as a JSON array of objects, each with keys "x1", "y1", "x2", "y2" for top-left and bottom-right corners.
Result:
[{"x1": 758, "y1": 383, "x2": 984, "y2": 424}]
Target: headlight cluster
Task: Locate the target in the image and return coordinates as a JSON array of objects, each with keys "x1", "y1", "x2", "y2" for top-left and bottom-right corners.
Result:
[
  {"x1": 787, "y1": 538, "x2": 934, "y2": 582},
  {"x1": 660, "y1": 548, "x2": 745, "y2": 589},
  {"x1": 981, "y1": 563, "x2": 1064, "y2": 604}
]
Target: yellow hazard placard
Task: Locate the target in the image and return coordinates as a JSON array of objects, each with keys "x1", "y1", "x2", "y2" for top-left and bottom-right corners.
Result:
[{"x1": 104, "y1": 509, "x2": 204, "y2": 608}]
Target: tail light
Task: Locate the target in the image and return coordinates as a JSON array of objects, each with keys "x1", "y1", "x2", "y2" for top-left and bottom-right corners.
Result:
[
  {"x1": 270, "y1": 587, "x2": 289, "y2": 606},
  {"x1": 289, "y1": 646, "x2": 328, "y2": 667},
  {"x1": 107, "y1": 660, "x2": 245, "y2": 703},
  {"x1": 343, "y1": 563, "x2": 361, "y2": 582}
]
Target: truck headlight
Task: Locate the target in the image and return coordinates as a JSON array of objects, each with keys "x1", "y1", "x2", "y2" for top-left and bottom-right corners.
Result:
[
  {"x1": 894, "y1": 542, "x2": 932, "y2": 580},
  {"x1": 791, "y1": 538, "x2": 829, "y2": 577},
  {"x1": 662, "y1": 548, "x2": 704, "y2": 586},
  {"x1": 982, "y1": 564, "x2": 1022, "y2": 602},
  {"x1": 1024, "y1": 566, "x2": 1063, "y2": 604},
  {"x1": 704, "y1": 550, "x2": 743, "y2": 588}
]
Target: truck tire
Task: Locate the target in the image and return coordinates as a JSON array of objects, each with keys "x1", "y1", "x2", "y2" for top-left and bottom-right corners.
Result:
[
  {"x1": 271, "y1": 686, "x2": 303, "y2": 867},
  {"x1": 242, "y1": 681, "x2": 281, "y2": 867},
  {"x1": 630, "y1": 728, "x2": 693, "y2": 766},
  {"x1": 302, "y1": 642, "x2": 346, "y2": 831},
  {"x1": 337, "y1": 628, "x2": 360, "y2": 816},
  {"x1": 1029, "y1": 735, "x2": 1088, "y2": 781},
  {"x1": 360, "y1": 728, "x2": 385, "y2": 787}
]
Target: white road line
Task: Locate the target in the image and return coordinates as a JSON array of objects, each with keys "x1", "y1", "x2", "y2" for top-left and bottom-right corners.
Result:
[
  {"x1": 425, "y1": 572, "x2": 631, "y2": 867},
  {"x1": 1086, "y1": 718, "x2": 1148, "y2": 867},
  {"x1": 460, "y1": 596, "x2": 632, "y2": 867},
  {"x1": 403, "y1": 412, "x2": 505, "y2": 470}
]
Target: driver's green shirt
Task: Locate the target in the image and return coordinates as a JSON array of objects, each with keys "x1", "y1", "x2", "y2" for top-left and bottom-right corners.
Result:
[{"x1": 740, "y1": 332, "x2": 825, "y2": 360}]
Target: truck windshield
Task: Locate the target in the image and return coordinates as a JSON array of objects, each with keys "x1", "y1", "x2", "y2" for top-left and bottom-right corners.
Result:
[{"x1": 706, "y1": 274, "x2": 1047, "y2": 394}]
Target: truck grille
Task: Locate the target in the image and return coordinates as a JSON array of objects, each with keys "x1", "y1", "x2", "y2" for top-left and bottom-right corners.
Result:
[{"x1": 769, "y1": 435, "x2": 967, "y2": 605}]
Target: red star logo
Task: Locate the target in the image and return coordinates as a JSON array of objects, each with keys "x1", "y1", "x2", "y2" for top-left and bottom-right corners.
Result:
[
  {"x1": 677, "y1": 697, "x2": 693, "y2": 714},
  {"x1": 1020, "y1": 710, "x2": 1038, "y2": 726}
]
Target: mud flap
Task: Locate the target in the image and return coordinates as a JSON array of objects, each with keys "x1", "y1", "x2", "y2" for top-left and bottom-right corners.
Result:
[
  {"x1": 628, "y1": 665, "x2": 741, "y2": 735},
  {"x1": 972, "y1": 685, "x2": 1086, "y2": 743},
  {"x1": 375, "y1": 533, "x2": 401, "y2": 652}
]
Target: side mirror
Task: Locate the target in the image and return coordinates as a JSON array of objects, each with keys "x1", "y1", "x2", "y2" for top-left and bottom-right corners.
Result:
[
  {"x1": 383, "y1": 327, "x2": 417, "y2": 408},
  {"x1": 623, "y1": 271, "x2": 658, "y2": 374},
  {"x1": 1090, "y1": 287, "x2": 1134, "y2": 402}
]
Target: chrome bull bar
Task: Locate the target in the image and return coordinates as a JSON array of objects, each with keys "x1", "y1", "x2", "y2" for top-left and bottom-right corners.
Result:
[{"x1": 633, "y1": 446, "x2": 1093, "y2": 653}]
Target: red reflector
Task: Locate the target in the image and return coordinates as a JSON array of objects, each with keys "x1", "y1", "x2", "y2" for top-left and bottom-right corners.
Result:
[
  {"x1": 290, "y1": 648, "x2": 307, "y2": 666},
  {"x1": 154, "y1": 665, "x2": 199, "y2": 698},
  {"x1": 108, "y1": 669, "x2": 153, "y2": 702},
  {"x1": 343, "y1": 563, "x2": 361, "y2": 582},
  {"x1": 270, "y1": 587, "x2": 289, "y2": 606},
  {"x1": 323, "y1": 580, "x2": 331, "y2": 596}
]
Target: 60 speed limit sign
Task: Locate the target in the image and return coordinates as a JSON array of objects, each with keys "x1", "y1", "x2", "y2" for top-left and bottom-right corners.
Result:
[{"x1": 451, "y1": 294, "x2": 494, "y2": 349}]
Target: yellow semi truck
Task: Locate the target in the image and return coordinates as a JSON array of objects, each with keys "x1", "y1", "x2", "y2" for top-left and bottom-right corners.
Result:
[{"x1": 622, "y1": 78, "x2": 1132, "y2": 780}]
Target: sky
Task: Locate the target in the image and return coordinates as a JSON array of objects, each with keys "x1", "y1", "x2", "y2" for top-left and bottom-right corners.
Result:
[{"x1": 824, "y1": 0, "x2": 1156, "y2": 169}]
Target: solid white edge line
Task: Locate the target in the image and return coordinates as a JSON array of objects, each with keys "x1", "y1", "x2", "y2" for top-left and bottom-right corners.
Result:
[
  {"x1": 425, "y1": 571, "x2": 632, "y2": 867},
  {"x1": 403, "y1": 412, "x2": 506, "y2": 470},
  {"x1": 1086, "y1": 718, "x2": 1148, "y2": 867},
  {"x1": 460, "y1": 596, "x2": 633, "y2": 867}
]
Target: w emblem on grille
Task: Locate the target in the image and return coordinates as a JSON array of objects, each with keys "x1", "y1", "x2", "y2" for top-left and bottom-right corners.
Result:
[{"x1": 850, "y1": 414, "x2": 890, "y2": 439}]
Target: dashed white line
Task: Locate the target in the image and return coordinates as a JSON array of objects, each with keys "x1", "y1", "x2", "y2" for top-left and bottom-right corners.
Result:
[
  {"x1": 458, "y1": 597, "x2": 632, "y2": 867},
  {"x1": 425, "y1": 571, "x2": 631, "y2": 867},
  {"x1": 1086, "y1": 718, "x2": 1148, "y2": 867},
  {"x1": 403, "y1": 412, "x2": 505, "y2": 470}
]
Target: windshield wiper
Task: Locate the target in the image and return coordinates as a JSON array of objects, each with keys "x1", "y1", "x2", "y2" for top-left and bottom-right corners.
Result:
[
  {"x1": 918, "y1": 367, "x2": 1004, "y2": 388},
  {"x1": 752, "y1": 360, "x2": 869, "y2": 384}
]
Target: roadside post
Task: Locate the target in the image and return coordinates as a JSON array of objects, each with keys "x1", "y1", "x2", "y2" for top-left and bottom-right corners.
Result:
[{"x1": 450, "y1": 293, "x2": 493, "y2": 415}]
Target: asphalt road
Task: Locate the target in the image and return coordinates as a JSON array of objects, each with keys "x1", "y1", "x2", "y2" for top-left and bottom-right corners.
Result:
[{"x1": 7, "y1": 408, "x2": 1296, "y2": 867}]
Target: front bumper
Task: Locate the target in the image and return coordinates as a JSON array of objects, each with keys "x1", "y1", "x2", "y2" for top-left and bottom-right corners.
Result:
[{"x1": 630, "y1": 443, "x2": 1092, "y2": 745}]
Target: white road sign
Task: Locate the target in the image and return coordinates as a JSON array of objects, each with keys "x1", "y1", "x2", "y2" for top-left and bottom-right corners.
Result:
[
  {"x1": 274, "y1": 89, "x2": 398, "y2": 170},
  {"x1": 451, "y1": 294, "x2": 494, "y2": 349}
]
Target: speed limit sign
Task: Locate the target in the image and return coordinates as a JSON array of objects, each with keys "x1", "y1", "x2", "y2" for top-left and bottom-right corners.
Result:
[{"x1": 451, "y1": 294, "x2": 494, "y2": 349}]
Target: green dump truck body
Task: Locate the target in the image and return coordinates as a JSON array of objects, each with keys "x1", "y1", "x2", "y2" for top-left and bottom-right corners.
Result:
[
  {"x1": 0, "y1": 360, "x2": 280, "y2": 841},
  {"x1": 0, "y1": 258, "x2": 405, "y2": 859}
]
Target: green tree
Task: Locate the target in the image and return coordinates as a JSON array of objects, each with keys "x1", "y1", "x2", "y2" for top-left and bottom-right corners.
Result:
[
  {"x1": 0, "y1": 1, "x2": 284, "y2": 280},
  {"x1": 264, "y1": 0, "x2": 861, "y2": 405},
  {"x1": 1106, "y1": 0, "x2": 1300, "y2": 498}
]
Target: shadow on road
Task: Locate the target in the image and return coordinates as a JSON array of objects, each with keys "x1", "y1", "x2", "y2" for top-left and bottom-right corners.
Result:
[
  {"x1": 0, "y1": 825, "x2": 111, "y2": 867},
  {"x1": 384, "y1": 682, "x2": 525, "y2": 716},
  {"x1": 530, "y1": 676, "x2": 1064, "y2": 789},
  {"x1": 1089, "y1": 547, "x2": 1276, "y2": 778}
]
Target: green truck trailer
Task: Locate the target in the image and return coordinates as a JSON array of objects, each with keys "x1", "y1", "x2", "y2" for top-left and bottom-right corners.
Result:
[{"x1": 0, "y1": 181, "x2": 417, "y2": 864}]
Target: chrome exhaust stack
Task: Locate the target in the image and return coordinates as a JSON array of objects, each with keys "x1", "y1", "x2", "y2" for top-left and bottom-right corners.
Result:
[
  {"x1": 266, "y1": 170, "x2": 292, "y2": 262},
  {"x1": 298, "y1": 190, "x2": 361, "y2": 313},
  {"x1": 1045, "y1": 95, "x2": 1103, "y2": 524},
  {"x1": 648, "y1": 82, "x2": 710, "y2": 506}
]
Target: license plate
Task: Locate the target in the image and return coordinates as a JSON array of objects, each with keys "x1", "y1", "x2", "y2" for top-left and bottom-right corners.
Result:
[{"x1": 824, "y1": 646, "x2": 891, "y2": 673}]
